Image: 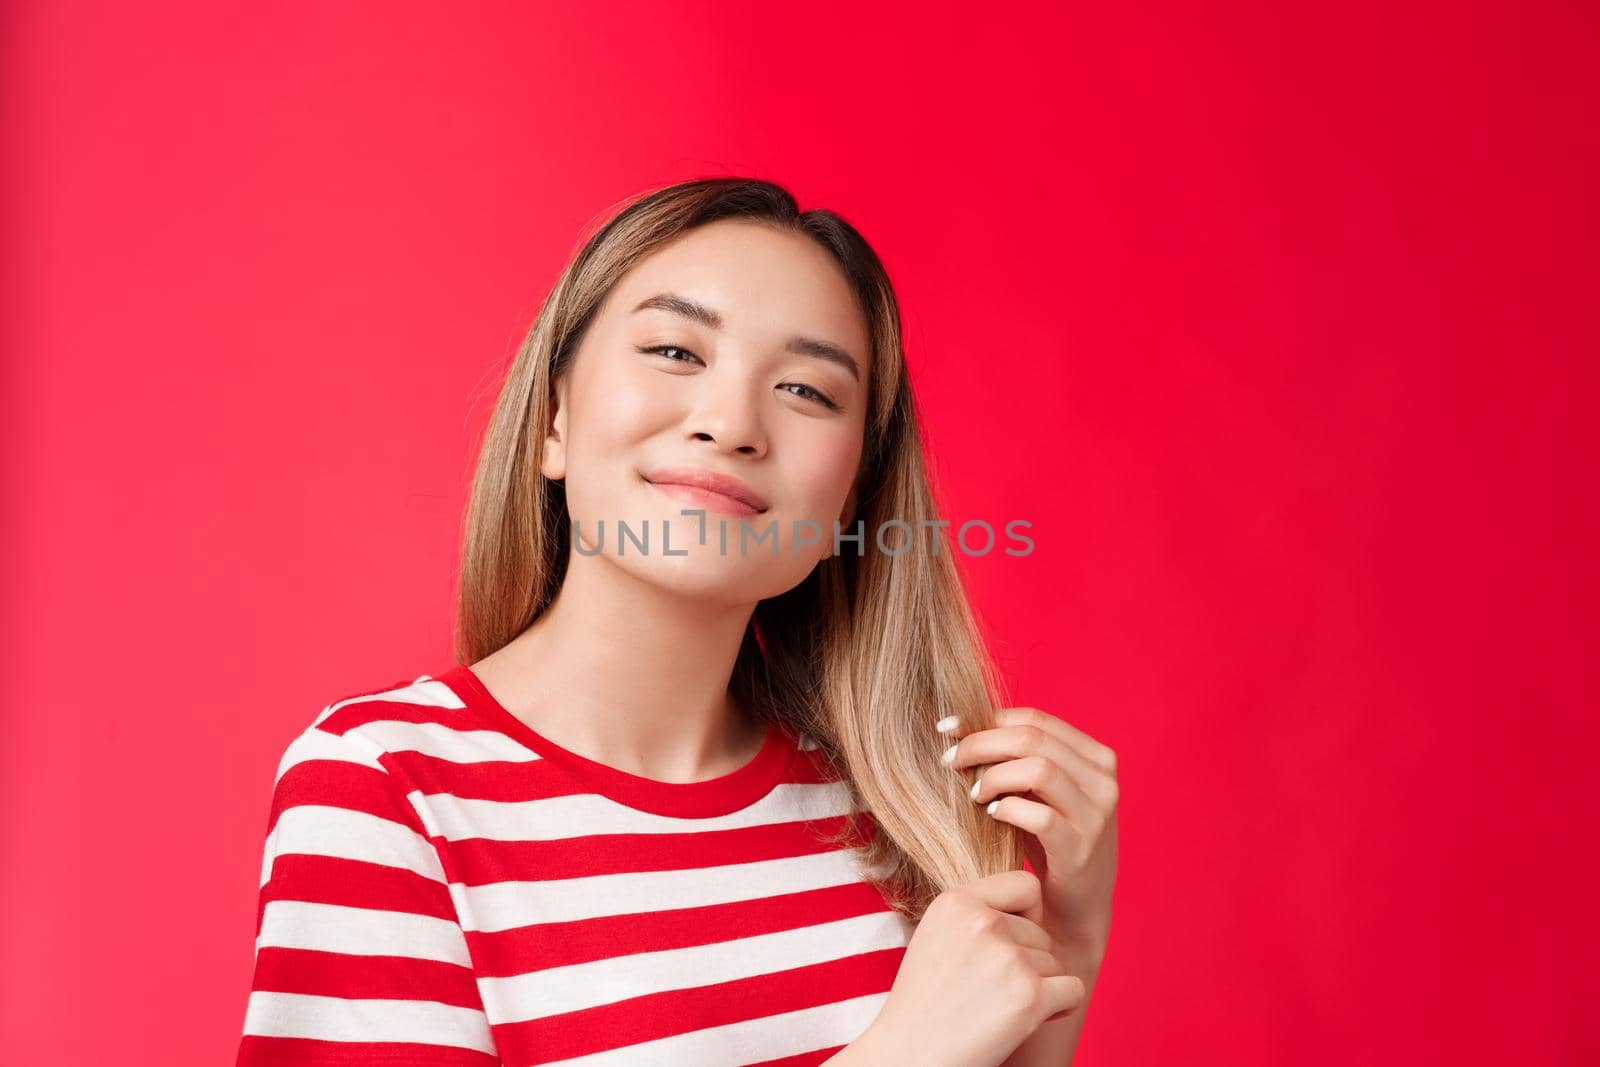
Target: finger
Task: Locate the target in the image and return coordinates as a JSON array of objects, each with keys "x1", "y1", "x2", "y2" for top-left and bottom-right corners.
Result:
[
  {"x1": 972, "y1": 757, "x2": 1101, "y2": 842},
  {"x1": 997, "y1": 706, "x2": 1116, "y2": 777},
  {"x1": 1020, "y1": 944, "x2": 1066, "y2": 977},
  {"x1": 1039, "y1": 975, "x2": 1088, "y2": 1023},
  {"x1": 986, "y1": 793, "x2": 1090, "y2": 868},
  {"x1": 963, "y1": 868, "x2": 1045, "y2": 924},
  {"x1": 950, "y1": 724, "x2": 1115, "y2": 810},
  {"x1": 998, "y1": 911, "x2": 1056, "y2": 953}
]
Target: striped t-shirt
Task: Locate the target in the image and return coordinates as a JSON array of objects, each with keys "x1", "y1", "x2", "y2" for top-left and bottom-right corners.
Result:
[{"x1": 237, "y1": 664, "x2": 916, "y2": 1066}]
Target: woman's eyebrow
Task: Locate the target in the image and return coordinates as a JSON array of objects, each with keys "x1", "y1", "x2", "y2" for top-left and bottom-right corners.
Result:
[{"x1": 630, "y1": 291, "x2": 861, "y2": 382}]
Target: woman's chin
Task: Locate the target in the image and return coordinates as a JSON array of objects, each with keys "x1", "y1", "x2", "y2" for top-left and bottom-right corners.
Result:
[{"x1": 614, "y1": 549, "x2": 812, "y2": 604}]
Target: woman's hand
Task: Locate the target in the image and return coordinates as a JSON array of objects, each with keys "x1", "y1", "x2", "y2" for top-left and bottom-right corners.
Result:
[
  {"x1": 852, "y1": 869, "x2": 1087, "y2": 1067},
  {"x1": 938, "y1": 705, "x2": 1118, "y2": 967}
]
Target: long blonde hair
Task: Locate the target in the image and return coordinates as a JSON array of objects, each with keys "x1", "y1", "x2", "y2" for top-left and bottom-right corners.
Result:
[{"x1": 452, "y1": 177, "x2": 1024, "y2": 921}]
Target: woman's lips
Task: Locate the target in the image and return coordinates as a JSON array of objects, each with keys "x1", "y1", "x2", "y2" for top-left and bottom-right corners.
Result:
[{"x1": 647, "y1": 479, "x2": 765, "y2": 517}]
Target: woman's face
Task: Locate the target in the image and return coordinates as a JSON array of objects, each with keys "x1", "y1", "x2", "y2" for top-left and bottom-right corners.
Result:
[{"x1": 541, "y1": 218, "x2": 872, "y2": 606}]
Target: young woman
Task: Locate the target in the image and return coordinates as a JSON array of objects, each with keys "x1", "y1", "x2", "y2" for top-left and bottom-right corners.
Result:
[{"x1": 237, "y1": 178, "x2": 1118, "y2": 1066}]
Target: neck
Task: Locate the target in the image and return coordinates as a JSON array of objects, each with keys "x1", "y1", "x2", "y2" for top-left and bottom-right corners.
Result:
[{"x1": 470, "y1": 546, "x2": 764, "y2": 782}]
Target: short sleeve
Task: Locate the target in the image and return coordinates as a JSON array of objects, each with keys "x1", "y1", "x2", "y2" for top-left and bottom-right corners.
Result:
[{"x1": 236, "y1": 718, "x2": 501, "y2": 1066}]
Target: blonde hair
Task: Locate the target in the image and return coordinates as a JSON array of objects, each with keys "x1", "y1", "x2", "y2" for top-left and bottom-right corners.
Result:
[{"x1": 452, "y1": 177, "x2": 1024, "y2": 921}]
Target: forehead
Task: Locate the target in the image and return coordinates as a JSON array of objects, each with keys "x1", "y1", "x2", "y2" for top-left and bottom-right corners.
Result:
[{"x1": 603, "y1": 220, "x2": 871, "y2": 363}]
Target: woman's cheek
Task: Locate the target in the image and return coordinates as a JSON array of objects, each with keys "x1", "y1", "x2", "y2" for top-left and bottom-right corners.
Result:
[
  {"x1": 595, "y1": 372, "x2": 664, "y2": 439},
  {"x1": 790, "y1": 431, "x2": 863, "y2": 513}
]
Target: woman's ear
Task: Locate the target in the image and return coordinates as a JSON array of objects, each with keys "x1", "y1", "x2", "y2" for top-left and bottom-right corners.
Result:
[{"x1": 540, "y1": 377, "x2": 569, "y2": 482}]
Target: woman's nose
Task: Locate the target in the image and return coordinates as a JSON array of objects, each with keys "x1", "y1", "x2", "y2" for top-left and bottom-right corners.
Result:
[{"x1": 684, "y1": 372, "x2": 767, "y2": 456}]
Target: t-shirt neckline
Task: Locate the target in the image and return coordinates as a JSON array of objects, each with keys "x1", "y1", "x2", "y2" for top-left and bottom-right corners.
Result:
[{"x1": 437, "y1": 663, "x2": 796, "y2": 819}]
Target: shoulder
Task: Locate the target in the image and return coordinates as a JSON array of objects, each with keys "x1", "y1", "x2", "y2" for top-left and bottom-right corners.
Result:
[
  {"x1": 262, "y1": 672, "x2": 464, "y2": 855},
  {"x1": 274, "y1": 670, "x2": 473, "y2": 775},
  {"x1": 266, "y1": 670, "x2": 475, "y2": 813}
]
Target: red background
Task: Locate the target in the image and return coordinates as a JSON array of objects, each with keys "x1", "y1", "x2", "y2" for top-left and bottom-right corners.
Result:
[{"x1": 3, "y1": 3, "x2": 1593, "y2": 1064}]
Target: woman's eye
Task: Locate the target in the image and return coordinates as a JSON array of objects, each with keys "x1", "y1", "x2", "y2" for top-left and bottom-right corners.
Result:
[
  {"x1": 637, "y1": 344, "x2": 839, "y2": 411},
  {"x1": 781, "y1": 383, "x2": 841, "y2": 411},
  {"x1": 637, "y1": 343, "x2": 701, "y2": 364}
]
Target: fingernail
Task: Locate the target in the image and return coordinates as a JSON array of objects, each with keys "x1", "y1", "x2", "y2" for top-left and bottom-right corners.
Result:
[
  {"x1": 969, "y1": 773, "x2": 983, "y2": 800},
  {"x1": 940, "y1": 743, "x2": 959, "y2": 766},
  {"x1": 986, "y1": 799, "x2": 1000, "y2": 815},
  {"x1": 935, "y1": 715, "x2": 960, "y2": 734}
]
